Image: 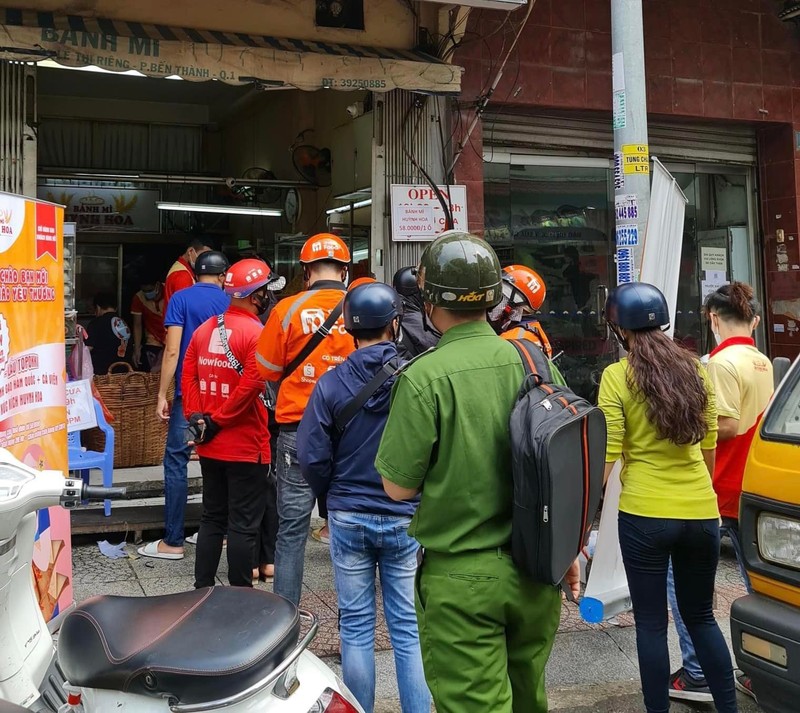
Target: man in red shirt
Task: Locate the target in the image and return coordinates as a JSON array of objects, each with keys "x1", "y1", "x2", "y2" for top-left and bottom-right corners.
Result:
[
  {"x1": 182, "y1": 258, "x2": 283, "y2": 588},
  {"x1": 164, "y1": 236, "x2": 214, "y2": 307},
  {"x1": 130, "y1": 276, "x2": 166, "y2": 371}
]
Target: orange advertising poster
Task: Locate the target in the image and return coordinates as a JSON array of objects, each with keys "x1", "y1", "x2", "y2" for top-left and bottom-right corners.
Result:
[{"x1": 0, "y1": 191, "x2": 70, "y2": 622}]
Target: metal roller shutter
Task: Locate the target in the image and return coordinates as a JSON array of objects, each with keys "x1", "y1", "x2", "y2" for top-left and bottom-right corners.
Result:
[{"x1": 482, "y1": 113, "x2": 757, "y2": 165}]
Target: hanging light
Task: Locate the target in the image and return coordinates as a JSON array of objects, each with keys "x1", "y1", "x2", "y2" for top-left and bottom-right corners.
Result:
[
  {"x1": 780, "y1": 1, "x2": 800, "y2": 21},
  {"x1": 325, "y1": 199, "x2": 372, "y2": 215},
  {"x1": 156, "y1": 202, "x2": 282, "y2": 217}
]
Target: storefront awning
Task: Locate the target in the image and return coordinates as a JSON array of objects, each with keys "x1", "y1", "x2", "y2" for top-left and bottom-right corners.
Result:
[{"x1": 0, "y1": 9, "x2": 461, "y2": 94}]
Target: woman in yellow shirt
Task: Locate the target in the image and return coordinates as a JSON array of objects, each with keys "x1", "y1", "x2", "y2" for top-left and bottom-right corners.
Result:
[{"x1": 598, "y1": 283, "x2": 737, "y2": 713}]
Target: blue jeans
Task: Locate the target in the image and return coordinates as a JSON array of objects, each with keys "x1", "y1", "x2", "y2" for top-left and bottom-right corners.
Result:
[
  {"x1": 163, "y1": 396, "x2": 190, "y2": 547},
  {"x1": 273, "y1": 430, "x2": 315, "y2": 605},
  {"x1": 329, "y1": 511, "x2": 430, "y2": 713},
  {"x1": 618, "y1": 513, "x2": 737, "y2": 713},
  {"x1": 671, "y1": 517, "x2": 753, "y2": 681}
]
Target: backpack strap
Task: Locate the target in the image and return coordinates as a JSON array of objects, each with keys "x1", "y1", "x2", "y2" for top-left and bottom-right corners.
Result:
[
  {"x1": 333, "y1": 357, "x2": 402, "y2": 435},
  {"x1": 216, "y1": 314, "x2": 269, "y2": 409},
  {"x1": 510, "y1": 338, "x2": 552, "y2": 385},
  {"x1": 283, "y1": 298, "x2": 344, "y2": 378}
]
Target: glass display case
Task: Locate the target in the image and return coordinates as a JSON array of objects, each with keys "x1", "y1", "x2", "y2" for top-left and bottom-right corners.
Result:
[
  {"x1": 274, "y1": 227, "x2": 370, "y2": 296},
  {"x1": 75, "y1": 244, "x2": 122, "y2": 320}
]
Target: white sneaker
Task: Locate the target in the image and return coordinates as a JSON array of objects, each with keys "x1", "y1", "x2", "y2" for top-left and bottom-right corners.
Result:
[{"x1": 185, "y1": 533, "x2": 198, "y2": 545}]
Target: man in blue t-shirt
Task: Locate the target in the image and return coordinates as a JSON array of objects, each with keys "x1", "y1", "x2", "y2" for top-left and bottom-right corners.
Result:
[{"x1": 138, "y1": 250, "x2": 231, "y2": 561}]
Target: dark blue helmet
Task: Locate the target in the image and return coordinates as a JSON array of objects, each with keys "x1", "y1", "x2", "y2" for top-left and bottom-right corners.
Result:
[
  {"x1": 344, "y1": 283, "x2": 403, "y2": 332},
  {"x1": 194, "y1": 250, "x2": 229, "y2": 277},
  {"x1": 392, "y1": 266, "x2": 419, "y2": 297},
  {"x1": 605, "y1": 282, "x2": 670, "y2": 331}
]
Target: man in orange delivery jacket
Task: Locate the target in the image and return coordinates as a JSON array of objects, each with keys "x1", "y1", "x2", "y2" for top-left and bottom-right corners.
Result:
[
  {"x1": 256, "y1": 233, "x2": 354, "y2": 605},
  {"x1": 488, "y1": 264, "x2": 567, "y2": 386}
]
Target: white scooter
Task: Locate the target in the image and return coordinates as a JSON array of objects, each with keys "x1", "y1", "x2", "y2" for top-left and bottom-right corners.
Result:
[{"x1": 0, "y1": 449, "x2": 363, "y2": 713}]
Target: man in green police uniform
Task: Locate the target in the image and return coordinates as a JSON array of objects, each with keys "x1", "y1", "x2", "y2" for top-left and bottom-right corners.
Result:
[{"x1": 376, "y1": 231, "x2": 580, "y2": 713}]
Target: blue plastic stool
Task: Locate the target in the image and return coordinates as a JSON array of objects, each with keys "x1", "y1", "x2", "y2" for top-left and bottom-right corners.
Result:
[{"x1": 67, "y1": 399, "x2": 115, "y2": 516}]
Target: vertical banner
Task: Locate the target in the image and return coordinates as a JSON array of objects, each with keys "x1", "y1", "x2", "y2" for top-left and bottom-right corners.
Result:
[{"x1": 0, "y1": 192, "x2": 69, "y2": 622}]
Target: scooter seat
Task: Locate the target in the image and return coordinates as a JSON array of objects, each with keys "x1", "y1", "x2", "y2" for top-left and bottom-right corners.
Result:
[{"x1": 58, "y1": 587, "x2": 301, "y2": 705}]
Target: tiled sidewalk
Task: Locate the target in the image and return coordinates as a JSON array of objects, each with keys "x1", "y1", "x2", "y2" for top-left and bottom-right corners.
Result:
[{"x1": 72, "y1": 531, "x2": 748, "y2": 659}]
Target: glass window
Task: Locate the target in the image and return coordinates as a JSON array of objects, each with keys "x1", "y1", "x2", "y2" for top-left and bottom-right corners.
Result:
[
  {"x1": 762, "y1": 361, "x2": 800, "y2": 444},
  {"x1": 485, "y1": 162, "x2": 616, "y2": 402},
  {"x1": 485, "y1": 160, "x2": 759, "y2": 401}
]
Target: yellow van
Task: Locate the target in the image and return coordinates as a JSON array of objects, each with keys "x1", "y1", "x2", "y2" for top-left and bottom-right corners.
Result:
[{"x1": 731, "y1": 357, "x2": 800, "y2": 713}]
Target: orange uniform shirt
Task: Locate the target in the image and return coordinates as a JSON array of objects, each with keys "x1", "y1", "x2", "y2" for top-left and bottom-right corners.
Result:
[
  {"x1": 707, "y1": 336, "x2": 773, "y2": 519},
  {"x1": 164, "y1": 257, "x2": 195, "y2": 307},
  {"x1": 256, "y1": 281, "x2": 354, "y2": 424},
  {"x1": 499, "y1": 320, "x2": 553, "y2": 358}
]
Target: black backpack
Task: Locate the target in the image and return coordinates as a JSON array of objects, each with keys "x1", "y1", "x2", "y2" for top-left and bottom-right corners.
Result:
[{"x1": 508, "y1": 340, "x2": 606, "y2": 599}]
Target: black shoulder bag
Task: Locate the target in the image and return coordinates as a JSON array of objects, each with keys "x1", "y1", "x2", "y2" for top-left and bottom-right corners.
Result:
[
  {"x1": 216, "y1": 314, "x2": 270, "y2": 409},
  {"x1": 333, "y1": 357, "x2": 402, "y2": 436}
]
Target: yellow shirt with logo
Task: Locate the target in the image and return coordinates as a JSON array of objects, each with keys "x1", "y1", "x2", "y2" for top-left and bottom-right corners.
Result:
[
  {"x1": 598, "y1": 359, "x2": 719, "y2": 520},
  {"x1": 706, "y1": 339, "x2": 773, "y2": 518}
]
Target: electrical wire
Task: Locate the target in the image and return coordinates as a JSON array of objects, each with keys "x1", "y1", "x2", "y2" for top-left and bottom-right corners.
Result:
[
  {"x1": 448, "y1": 0, "x2": 537, "y2": 176},
  {"x1": 400, "y1": 97, "x2": 454, "y2": 230}
]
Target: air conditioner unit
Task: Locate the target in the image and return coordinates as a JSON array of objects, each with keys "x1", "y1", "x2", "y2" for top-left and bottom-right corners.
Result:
[{"x1": 417, "y1": 0, "x2": 526, "y2": 10}]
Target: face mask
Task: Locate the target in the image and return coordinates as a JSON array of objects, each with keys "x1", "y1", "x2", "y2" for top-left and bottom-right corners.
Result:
[
  {"x1": 252, "y1": 292, "x2": 270, "y2": 316},
  {"x1": 610, "y1": 325, "x2": 630, "y2": 352},
  {"x1": 143, "y1": 289, "x2": 158, "y2": 300},
  {"x1": 422, "y1": 302, "x2": 442, "y2": 337},
  {"x1": 710, "y1": 316, "x2": 722, "y2": 345}
]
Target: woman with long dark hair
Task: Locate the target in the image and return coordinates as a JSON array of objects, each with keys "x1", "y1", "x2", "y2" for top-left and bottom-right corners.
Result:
[{"x1": 598, "y1": 283, "x2": 737, "y2": 713}]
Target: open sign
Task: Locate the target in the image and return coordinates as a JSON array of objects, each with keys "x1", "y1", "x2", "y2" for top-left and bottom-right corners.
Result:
[{"x1": 390, "y1": 184, "x2": 468, "y2": 242}]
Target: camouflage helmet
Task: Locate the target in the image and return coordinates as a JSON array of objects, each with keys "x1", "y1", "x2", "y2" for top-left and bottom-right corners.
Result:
[{"x1": 417, "y1": 231, "x2": 502, "y2": 310}]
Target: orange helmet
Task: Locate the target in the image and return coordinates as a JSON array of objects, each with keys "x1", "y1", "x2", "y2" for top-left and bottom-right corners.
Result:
[
  {"x1": 299, "y1": 233, "x2": 351, "y2": 265},
  {"x1": 348, "y1": 276, "x2": 376, "y2": 292},
  {"x1": 502, "y1": 265, "x2": 546, "y2": 311}
]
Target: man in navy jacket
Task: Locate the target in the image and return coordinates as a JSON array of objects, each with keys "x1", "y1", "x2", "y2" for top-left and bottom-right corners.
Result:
[{"x1": 298, "y1": 282, "x2": 430, "y2": 713}]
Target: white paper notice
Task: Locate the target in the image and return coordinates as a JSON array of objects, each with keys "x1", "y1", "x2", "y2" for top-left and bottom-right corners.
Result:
[
  {"x1": 66, "y1": 379, "x2": 97, "y2": 433},
  {"x1": 700, "y1": 246, "x2": 727, "y2": 272},
  {"x1": 701, "y1": 279, "x2": 728, "y2": 302},
  {"x1": 612, "y1": 52, "x2": 625, "y2": 92},
  {"x1": 705, "y1": 270, "x2": 726, "y2": 282}
]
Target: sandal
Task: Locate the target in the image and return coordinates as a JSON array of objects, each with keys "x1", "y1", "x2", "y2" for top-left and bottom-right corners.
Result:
[
  {"x1": 311, "y1": 525, "x2": 330, "y2": 545},
  {"x1": 137, "y1": 540, "x2": 184, "y2": 560}
]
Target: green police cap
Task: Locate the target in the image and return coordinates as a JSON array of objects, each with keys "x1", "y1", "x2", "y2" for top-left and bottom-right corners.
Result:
[{"x1": 417, "y1": 231, "x2": 502, "y2": 310}]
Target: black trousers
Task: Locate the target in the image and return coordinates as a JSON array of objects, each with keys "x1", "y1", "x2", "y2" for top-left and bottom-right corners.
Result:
[
  {"x1": 194, "y1": 456, "x2": 268, "y2": 588},
  {"x1": 254, "y1": 467, "x2": 278, "y2": 567}
]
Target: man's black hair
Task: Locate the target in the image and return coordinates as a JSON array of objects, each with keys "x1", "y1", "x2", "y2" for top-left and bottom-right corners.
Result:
[
  {"x1": 93, "y1": 292, "x2": 117, "y2": 310},
  {"x1": 350, "y1": 326, "x2": 391, "y2": 343},
  {"x1": 187, "y1": 235, "x2": 215, "y2": 251}
]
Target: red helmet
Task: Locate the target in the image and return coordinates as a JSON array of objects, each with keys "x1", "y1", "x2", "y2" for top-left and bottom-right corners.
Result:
[
  {"x1": 224, "y1": 259, "x2": 285, "y2": 298},
  {"x1": 347, "y1": 276, "x2": 376, "y2": 292},
  {"x1": 299, "y1": 233, "x2": 351, "y2": 264},
  {"x1": 502, "y1": 265, "x2": 546, "y2": 311}
]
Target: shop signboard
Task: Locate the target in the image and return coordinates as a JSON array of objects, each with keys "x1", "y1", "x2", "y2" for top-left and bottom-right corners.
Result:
[
  {"x1": 390, "y1": 184, "x2": 468, "y2": 241},
  {"x1": 37, "y1": 186, "x2": 160, "y2": 233},
  {"x1": 0, "y1": 20, "x2": 461, "y2": 94},
  {"x1": 0, "y1": 191, "x2": 70, "y2": 622}
]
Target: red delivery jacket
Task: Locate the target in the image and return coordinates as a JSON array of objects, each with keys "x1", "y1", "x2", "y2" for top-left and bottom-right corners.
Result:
[{"x1": 182, "y1": 305, "x2": 271, "y2": 463}]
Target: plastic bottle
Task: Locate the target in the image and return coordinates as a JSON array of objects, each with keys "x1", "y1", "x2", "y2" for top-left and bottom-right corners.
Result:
[{"x1": 57, "y1": 691, "x2": 85, "y2": 712}]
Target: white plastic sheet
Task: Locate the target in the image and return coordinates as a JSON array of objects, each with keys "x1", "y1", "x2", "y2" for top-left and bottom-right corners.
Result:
[
  {"x1": 640, "y1": 158, "x2": 689, "y2": 338},
  {"x1": 580, "y1": 159, "x2": 688, "y2": 623}
]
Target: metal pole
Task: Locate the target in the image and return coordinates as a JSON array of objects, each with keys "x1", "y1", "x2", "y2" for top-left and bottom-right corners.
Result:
[{"x1": 611, "y1": 0, "x2": 650, "y2": 285}]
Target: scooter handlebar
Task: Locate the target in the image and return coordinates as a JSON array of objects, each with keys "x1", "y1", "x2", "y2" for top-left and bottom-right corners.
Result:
[{"x1": 82, "y1": 484, "x2": 128, "y2": 501}]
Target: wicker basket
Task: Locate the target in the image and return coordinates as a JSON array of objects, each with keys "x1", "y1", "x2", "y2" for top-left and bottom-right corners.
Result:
[{"x1": 83, "y1": 362, "x2": 172, "y2": 469}]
